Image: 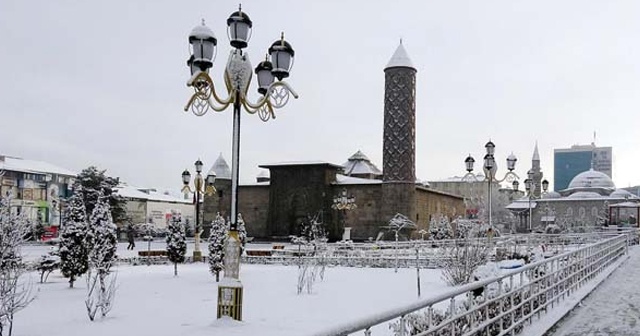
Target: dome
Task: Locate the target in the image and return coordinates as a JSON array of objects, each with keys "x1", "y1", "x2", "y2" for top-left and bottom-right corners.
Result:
[
  {"x1": 610, "y1": 189, "x2": 638, "y2": 199},
  {"x1": 567, "y1": 191, "x2": 602, "y2": 199},
  {"x1": 567, "y1": 169, "x2": 615, "y2": 190},
  {"x1": 542, "y1": 191, "x2": 561, "y2": 199}
]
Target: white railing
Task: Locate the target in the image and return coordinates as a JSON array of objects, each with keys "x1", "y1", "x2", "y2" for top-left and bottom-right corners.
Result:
[
  {"x1": 243, "y1": 232, "x2": 629, "y2": 268},
  {"x1": 311, "y1": 232, "x2": 631, "y2": 336}
]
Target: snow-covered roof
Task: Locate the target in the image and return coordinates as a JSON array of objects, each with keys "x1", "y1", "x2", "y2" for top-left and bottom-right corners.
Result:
[
  {"x1": 260, "y1": 161, "x2": 343, "y2": 169},
  {"x1": 610, "y1": 189, "x2": 639, "y2": 199},
  {"x1": 506, "y1": 200, "x2": 537, "y2": 210},
  {"x1": 385, "y1": 42, "x2": 415, "y2": 69},
  {"x1": 431, "y1": 174, "x2": 486, "y2": 183},
  {"x1": 567, "y1": 191, "x2": 605, "y2": 199},
  {"x1": 0, "y1": 156, "x2": 76, "y2": 177},
  {"x1": 342, "y1": 150, "x2": 382, "y2": 176},
  {"x1": 567, "y1": 169, "x2": 615, "y2": 190},
  {"x1": 542, "y1": 191, "x2": 562, "y2": 199},
  {"x1": 115, "y1": 185, "x2": 192, "y2": 204},
  {"x1": 335, "y1": 174, "x2": 381, "y2": 185},
  {"x1": 208, "y1": 153, "x2": 231, "y2": 180}
]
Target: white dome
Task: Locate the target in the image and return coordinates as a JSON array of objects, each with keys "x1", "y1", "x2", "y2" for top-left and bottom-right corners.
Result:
[
  {"x1": 542, "y1": 191, "x2": 562, "y2": 199},
  {"x1": 567, "y1": 191, "x2": 602, "y2": 199},
  {"x1": 567, "y1": 169, "x2": 615, "y2": 190},
  {"x1": 610, "y1": 189, "x2": 638, "y2": 199}
]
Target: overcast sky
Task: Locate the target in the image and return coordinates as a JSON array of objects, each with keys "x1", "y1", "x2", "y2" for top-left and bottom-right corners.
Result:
[{"x1": 1, "y1": 0, "x2": 639, "y2": 192}]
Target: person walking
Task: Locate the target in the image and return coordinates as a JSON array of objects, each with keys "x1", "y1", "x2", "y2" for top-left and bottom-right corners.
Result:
[{"x1": 127, "y1": 225, "x2": 136, "y2": 250}]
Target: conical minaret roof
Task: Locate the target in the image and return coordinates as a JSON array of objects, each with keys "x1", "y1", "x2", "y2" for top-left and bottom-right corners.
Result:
[
  {"x1": 532, "y1": 142, "x2": 540, "y2": 161},
  {"x1": 207, "y1": 153, "x2": 231, "y2": 180},
  {"x1": 385, "y1": 41, "x2": 415, "y2": 70}
]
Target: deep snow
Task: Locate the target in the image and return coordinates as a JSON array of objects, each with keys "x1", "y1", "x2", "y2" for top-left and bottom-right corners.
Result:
[{"x1": 13, "y1": 242, "x2": 449, "y2": 336}]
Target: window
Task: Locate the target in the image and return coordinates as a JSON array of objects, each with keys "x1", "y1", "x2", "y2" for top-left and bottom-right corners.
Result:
[
  {"x1": 591, "y1": 207, "x2": 598, "y2": 217},
  {"x1": 579, "y1": 207, "x2": 586, "y2": 218},
  {"x1": 218, "y1": 190, "x2": 224, "y2": 198},
  {"x1": 566, "y1": 208, "x2": 573, "y2": 216}
]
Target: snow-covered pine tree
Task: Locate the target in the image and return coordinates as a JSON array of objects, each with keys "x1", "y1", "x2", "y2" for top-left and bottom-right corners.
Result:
[
  {"x1": 429, "y1": 215, "x2": 453, "y2": 240},
  {"x1": 85, "y1": 193, "x2": 118, "y2": 321},
  {"x1": 76, "y1": 166, "x2": 127, "y2": 224},
  {"x1": 237, "y1": 213, "x2": 247, "y2": 253},
  {"x1": 59, "y1": 185, "x2": 90, "y2": 288},
  {"x1": 165, "y1": 211, "x2": 186, "y2": 276},
  {"x1": 208, "y1": 213, "x2": 227, "y2": 282}
]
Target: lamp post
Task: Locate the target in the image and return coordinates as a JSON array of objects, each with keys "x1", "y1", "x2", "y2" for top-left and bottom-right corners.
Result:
[
  {"x1": 181, "y1": 159, "x2": 216, "y2": 262},
  {"x1": 524, "y1": 171, "x2": 549, "y2": 232},
  {"x1": 182, "y1": 6, "x2": 297, "y2": 321},
  {"x1": 331, "y1": 188, "x2": 357, "y2": 241},
  {"x1": 462, "y1": 141, "x2": 520, "y2": 229}
]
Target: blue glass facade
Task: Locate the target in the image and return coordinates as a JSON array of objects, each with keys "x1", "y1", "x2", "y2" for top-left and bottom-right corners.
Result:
[{"x1": 554, "y1": 151, "x2": 592, "y2": 191}]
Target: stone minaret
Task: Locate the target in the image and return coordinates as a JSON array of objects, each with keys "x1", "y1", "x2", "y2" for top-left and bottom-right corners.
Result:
[
  {"x1": 381, "y1": 42, "x2": 417, "y2": 224},
  {"x1": 531, "y1": 143, "x2": 543, "y2": 198}
]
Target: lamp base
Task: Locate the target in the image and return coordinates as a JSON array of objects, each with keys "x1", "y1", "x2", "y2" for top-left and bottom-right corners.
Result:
[
  {"x1": 193, "y1": 250, "x2": 203, "y2": 262},
  {"x1": 217, "y1": 279, "x2": 243, "y2": 321}
]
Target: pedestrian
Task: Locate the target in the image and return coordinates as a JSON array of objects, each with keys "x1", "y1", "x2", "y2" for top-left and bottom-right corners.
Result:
[{"x1": 127, "y1": 225, "x2": 136, "y2": 250}]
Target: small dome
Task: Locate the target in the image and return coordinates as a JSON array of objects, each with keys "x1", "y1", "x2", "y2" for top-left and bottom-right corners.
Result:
[
  {"x1": 610, "y1": 189, "x2": 638, "y2": 199},
  {"x1": 567, "y1": 169, "x2": 615, "y2": 190},
  {"x1": 567, "y1": 191, "x2": 602, "y2": 199},
  {"x1": 542, "y1": 191, "x2": 562, "y2": 199}
]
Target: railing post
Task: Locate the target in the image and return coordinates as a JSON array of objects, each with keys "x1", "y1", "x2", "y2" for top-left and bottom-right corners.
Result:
[
  {"x1": 399, "y1": 315, "x2": 406, "y2": 336},
  {"x1": 449, "y1": 297, "x2": 456, "y2": 336}
]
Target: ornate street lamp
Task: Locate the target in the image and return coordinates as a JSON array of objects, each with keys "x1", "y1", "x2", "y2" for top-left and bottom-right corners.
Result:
[
  {"x1": 462, "y1": 140, "x2": 520, "y2": 229},
  {"x1": 182, "y1": 6, "x2": 298, "y2": 321},
  {"x1": 525, "y1": 174, "x2": 549, "y2": 232},
  {"x1": 181, "y1": 159, "x2": 216, "y2": 261},
  {"x1": 331, "y1": 189, "x2": 357, "y2": 241}
]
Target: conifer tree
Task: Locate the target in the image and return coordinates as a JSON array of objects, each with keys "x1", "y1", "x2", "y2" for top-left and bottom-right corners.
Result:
[
  {"x1": 85, "y1": 193, "x2": 118, "y2": 321},
  {"x1": 59, "y1": 185, "x2": 89, "y2": 288},
  {"x1": 429, "y1": 215, "x2": 453, "y2": 240},
  {"x1": 208, "y1": 213, "x2": 226, "y2": 282},
  {"x1": 165, "y1": 212, "x2": 186, "y2": 276}
]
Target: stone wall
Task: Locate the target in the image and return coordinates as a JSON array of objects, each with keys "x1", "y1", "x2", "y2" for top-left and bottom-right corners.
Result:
[
  {"x1": 415, "y1": 187, "x2": 466, "y2": 234},
  {"x1": 333, "y1": 184, "x2": 383, "y2": 241}
]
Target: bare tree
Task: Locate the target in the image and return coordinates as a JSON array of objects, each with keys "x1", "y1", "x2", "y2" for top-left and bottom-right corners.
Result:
[
  {"x1": 0, "y1": 179, "x2": 34, "y2": 336},
  {"x1": 441, "y1": 238, "x2": 489, "y2": 286}
]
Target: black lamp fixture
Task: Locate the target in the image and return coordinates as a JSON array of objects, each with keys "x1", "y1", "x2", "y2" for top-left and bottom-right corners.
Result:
[
  {"x1": 269, "y1": 32, "x2": 295, "y2": 80},
  {"x1": 465, "y1": 154, "x2": 475, "y2": 172},
  {"x1": 227, "y1": 5, "x2": 253, "y2": 49},
  {"x1": 188, "y1": 20, "x2": 217, "y2": 73}
]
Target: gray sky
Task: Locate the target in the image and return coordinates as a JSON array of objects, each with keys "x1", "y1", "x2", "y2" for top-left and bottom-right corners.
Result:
[{"x1": 1, "y1": 0, "x2": 639, "y2": 191}]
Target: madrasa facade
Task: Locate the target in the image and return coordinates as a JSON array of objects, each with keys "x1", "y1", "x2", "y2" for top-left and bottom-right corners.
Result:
[
  {"x1": 202, "y1": 43, "x2": 465, "y2": 242},
  {"x1": 507, "y1": 166, "x2": 640, "y2": 233}
]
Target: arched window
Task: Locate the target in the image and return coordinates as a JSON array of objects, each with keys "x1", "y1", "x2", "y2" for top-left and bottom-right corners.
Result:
[
  {"x1": 566, "y1": 207, "x2": 574, "y2": 216},
  {"x1": 591, "y1": 207, "x2": 599, "y2": 217},
  {"x1": 579, "y1": 207, "x2": 586, "y2": 218}
]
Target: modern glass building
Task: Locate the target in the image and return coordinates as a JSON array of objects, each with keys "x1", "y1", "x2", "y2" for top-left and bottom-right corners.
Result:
[{"x1": 554, "y1": 144, "x2": 612, "y2": 191}]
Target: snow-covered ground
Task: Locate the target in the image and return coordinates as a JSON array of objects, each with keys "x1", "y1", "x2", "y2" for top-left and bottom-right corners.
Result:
[
  {"x1": 13, "y1": 242, "x2": 450, "y2": 336},
  {"x1": 549, "y1": 246, "x2": 640, "y2": 336}
]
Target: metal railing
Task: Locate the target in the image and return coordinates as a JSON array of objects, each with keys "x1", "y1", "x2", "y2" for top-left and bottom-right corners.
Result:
[{"x1": 311, "y1": 232, "x2": 631, "y2": 336}]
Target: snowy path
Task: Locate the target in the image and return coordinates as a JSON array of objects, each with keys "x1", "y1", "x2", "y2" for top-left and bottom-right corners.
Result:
[{"x1": 549, "y1": 246, "x2": 640, "y2": 336}]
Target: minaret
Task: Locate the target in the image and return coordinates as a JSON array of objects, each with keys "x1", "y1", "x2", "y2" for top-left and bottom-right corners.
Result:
[
  {"x1": 381, "y1": 41, "x2": 417, "y2": 224},
  {"x1": 531, "y1": 142, "x2": 543, "y2": 197}
]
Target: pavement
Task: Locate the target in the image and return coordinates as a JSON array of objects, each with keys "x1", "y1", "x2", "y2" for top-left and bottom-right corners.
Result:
[{"x1": 548, "y1": 245, "x2": 640, "y2": 336}]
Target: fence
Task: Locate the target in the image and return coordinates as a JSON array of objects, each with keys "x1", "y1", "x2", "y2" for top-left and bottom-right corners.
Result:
[{"x1": 311, "y1": 232, "x2": 631, "y2": 336}]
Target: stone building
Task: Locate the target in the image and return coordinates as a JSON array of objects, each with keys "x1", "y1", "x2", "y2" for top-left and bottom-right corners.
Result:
[
  {"x1": 507, "y1": 169, "x2": 640, "y2": 232},
  {"x1": 202, "y1": 43, "x2": 465, "y2": 241}
]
